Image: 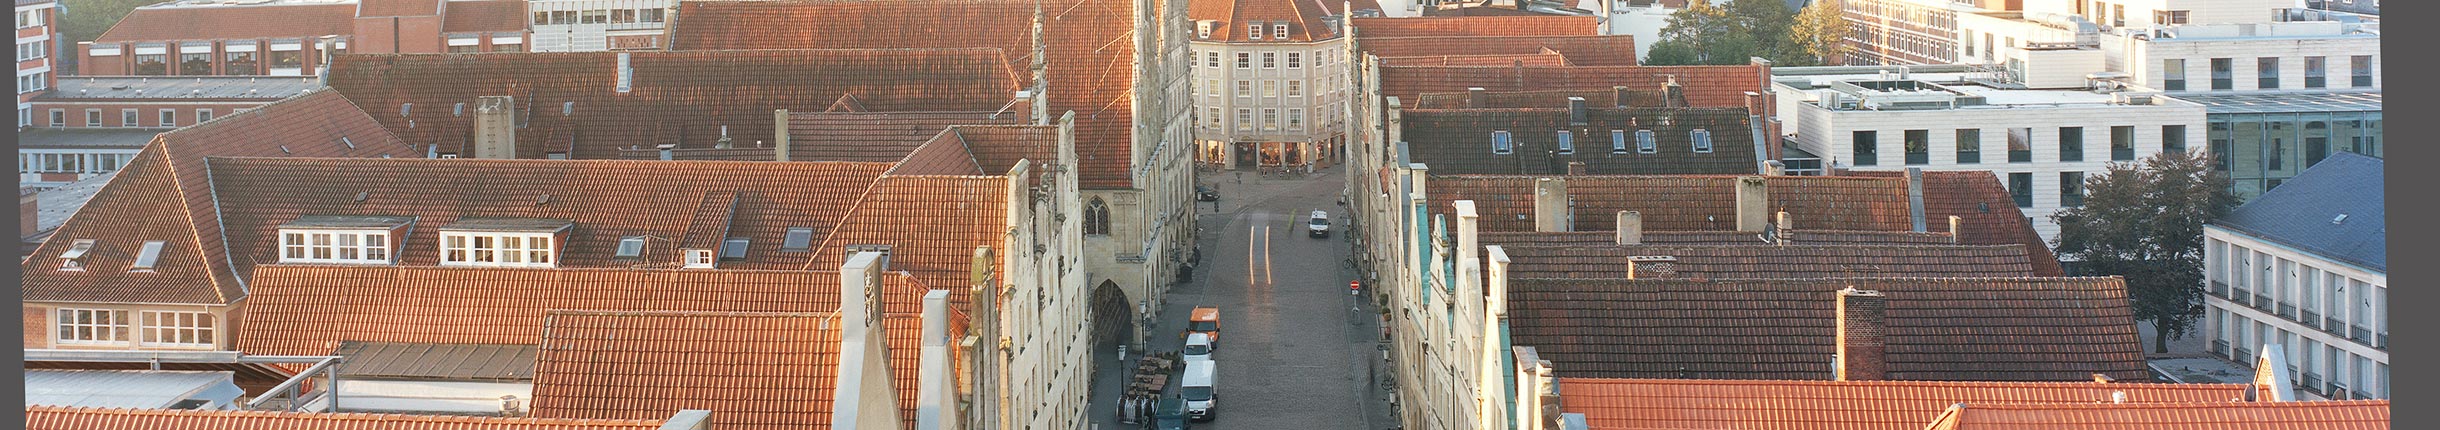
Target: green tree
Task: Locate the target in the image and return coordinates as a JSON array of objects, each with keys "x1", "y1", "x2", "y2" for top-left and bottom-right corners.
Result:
[
  {"x1": 59, "y1": 0, "x2": 165, "y2": 73},
  {"x1": 1646, "y1": 1, "x2": 1759, "y2": 65},
  {"x1": 1727, "y1": 0, "x2": 1800, "y2": 62},
  {"x1": 2051, "y1": 151, "x2": 2238, "y2": 354},
  {"x1": 1788, "y1": 0, "x2": 1851, "y2": 66}
]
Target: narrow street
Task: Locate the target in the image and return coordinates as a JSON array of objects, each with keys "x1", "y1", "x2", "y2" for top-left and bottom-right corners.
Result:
[{"x1": 1090, "y1": 166, "x2": 1390, "y2": 429}]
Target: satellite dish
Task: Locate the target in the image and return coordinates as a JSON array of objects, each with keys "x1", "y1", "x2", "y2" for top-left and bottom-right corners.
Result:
[{"x1": 1759, "y1": 222, "x2": 1779, "y2": 244}]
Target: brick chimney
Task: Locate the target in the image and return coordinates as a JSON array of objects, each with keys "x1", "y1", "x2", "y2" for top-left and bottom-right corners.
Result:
[
  {"x1": 1533, "y1": 177, "x2": 1568, "y2": 232},
  {"x1": 20, "y1": 189, "x2": 37, "y2": 240},
  {"x1": 1468, "y1": 87, "x2": 1488, "y2": 108},
  {"x1": 1764, "y1": 160, "x2": 1786, "y2": 176},
  {"x1": 1775, "y1": 211, "x2": 1794, "y2": 245},
  {"x1": 1734, "y1": 176, "x2": 1768, "y2": 232},
  {"x1": 472, "y1": 96, "x2": 516, "y2": 159},
  {"x1": 1567, "y1": 96, "x2": 1587, "y2": 126},
  {"x1": 1947, "y1": 216, "x2": 1962, "y2": 244},
  {"x1": 1662, "y1": 77, "x2": 1685, "y2": 108},
  {"x1": 774, "y1": 109, "x2": 792, "y2": 162},
  {"x1": 1907, "y1": 168, "x2": 1927, "y2": 232},
  {"x1": 1565, "y1": 161, "x2": 1587, "y2": 176},
  {"x1": 1626, "y1": 256, "x2": 1676, "y2": 279},
  {"x1": 1614, "y1": 211, "x2": 1641, "y2": 245},
  {"x1": 1835, "y1": 287, "x2": 1888, "y2": 381}
]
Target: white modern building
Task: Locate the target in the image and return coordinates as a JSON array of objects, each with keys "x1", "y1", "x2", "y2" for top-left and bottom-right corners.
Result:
[
  {"x1": 527, "y1": 0, "x2": 672, "y2": 51},
  {"x1": 1187, "y1": 0, "x2": 1376, "y2": 170},
  {"x1": 1772, "y1": 65, "x2": 2205, "y2": 242},
  {"x1": 2201, "y1": 151, "x2": 2383, "y2": 400}
]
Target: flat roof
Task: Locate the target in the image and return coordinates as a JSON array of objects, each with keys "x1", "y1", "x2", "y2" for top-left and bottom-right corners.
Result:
[
  {"x1": 36, "y1": 171, "x2": 118, "y2": 234},
  {"x1": 2169, "y1": 91, "x2": 2382, "y2": 114},
  {"x1": 1775, "y1": 72, "x2": 2171, "y2": 108},
  {"x1": 44, "y1": 76, "x2": 323, "y2": 100},
  {"x1": 25, "y1": 369, "x2": 242, "y2": 409},
  {"x1": 140, "y1": 0, "x2": 354, "y2": 9},
  {"x1": 19, "y1": 129, "x2": 164, "y2": 149}
]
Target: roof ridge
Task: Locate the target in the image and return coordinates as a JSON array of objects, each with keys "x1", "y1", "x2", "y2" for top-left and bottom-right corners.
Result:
[
  {"x1": 801, "y1": 172, "x2": 894, "y2": 270},
  {"x1": 1561, "y1": 377, "x2": 2249, "y2": 389},
  {"x1": 1952, "y1": 399, "x2": 2392, "y2": 409}
]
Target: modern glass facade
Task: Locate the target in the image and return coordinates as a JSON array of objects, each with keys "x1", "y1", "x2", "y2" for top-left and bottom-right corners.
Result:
[{"x1": 2181, "y1": 91, "x2": 2382, "y2": 201}]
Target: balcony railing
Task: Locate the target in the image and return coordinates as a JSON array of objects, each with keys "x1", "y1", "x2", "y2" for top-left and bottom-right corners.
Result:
[
  {"x1": 2326, "y1": 317, "x2": 2345, "y2": 335},
  {"x1": 2304, "y1": 374, "x2": 2324, "y2": 394},
  {"x1": 2210, "y1": 339, "x2": 2229, "y2": 358},
  {"x1": 2231, "y1": 286, "x2": 2249, "y2": 302},
  {"x1": 2350, "y1": 325, "x2": 2370, "y2": 344},
  {"x1": 2278, "y1": 303, "x2": 2296, "y2": 319},
  {"x1": 2301, "y1": 310, "x2": 2321, "y2": 328},
  {"x1": 2253, "y1": 293, "x2": 2272, "y2": 310},
  {"x1": 2234, "y1": 346, "x2": 2253, "y2": 359}
]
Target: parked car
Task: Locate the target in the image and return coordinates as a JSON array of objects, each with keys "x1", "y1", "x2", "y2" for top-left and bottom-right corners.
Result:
[
  {"x1": 1184, "y1": 306, "x2": 1220, "y2": 348},
  {"x1": 1183, "y1": 332, "x2": 1212, "y2": 362},
  {"x1": 1197, "y1": 186, "x2": 1219, "y2": 202},
  {"x1": 1307, "y1": 210, "x2": 1331, "y2": 238},
  {"x1": 1154, "y1": 396, "x2": 1191, "y2": 429},
  {"x1": 1182, "y1": 359, "x2": 1217, "y2": 421}
]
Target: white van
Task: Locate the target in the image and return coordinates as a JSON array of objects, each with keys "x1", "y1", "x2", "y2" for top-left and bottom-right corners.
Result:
[
  {"x1": 1307, "y1": 210, "x2": 1331, "y2": 238},
  {"x1": 1181, "y1": 358, "x2": 1216, "y2": 421},
  {"x1": 1183, "y1": 332, "x2": 1213, "y2": 362}
]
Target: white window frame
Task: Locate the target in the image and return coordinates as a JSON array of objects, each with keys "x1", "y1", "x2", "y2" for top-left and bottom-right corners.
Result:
[
  {"x1": 1236, "y1": 108, "x2": 1252, "y2": 131},
  {"x1": 1262, "y1": 52, "x2": 1275, "y2": 69},
  {"x1": 1261, "y1": 108, "x2": 1278, "y2": 131},
  {"x1": 1273, "y1": 23, "x2": 1288, "y2": 39},
  {"x1": 1287, "y1": 52, "x2": 1301, "y2": 69},
  {"x1": 139, "y1": 310, "x2": 215, "y2": 347},
  {"x1": 1287, "y1": 108, "x2": 1303, "y2": 131},
  {"x1": 1286, "y1": 80, "x2": 1302, "y2": 98},
  {"x1": 279, "y1": 229, "x2": 393, "y2": 264},
  {"x1": 196, "y1": 109, "x2": 214, "y2": 123},
  {"x1": 1247, "y1": 23, "x2": 1263, "y2": 40},
  {"x1": 57, "y1": 308, "x2": 130, "y2": 346},
  {"x1": 120, "y1": 109, "x2": 136, "y2": 128},
  {"x1": 439, "y1": 231, "x2": 557, "y2": 268},
  {"x1": 684, "y1": 249, "x2": 716, "y2": 268},
  {"x1": 158, "y1": 109, "x2": 176, "y2": 127}
]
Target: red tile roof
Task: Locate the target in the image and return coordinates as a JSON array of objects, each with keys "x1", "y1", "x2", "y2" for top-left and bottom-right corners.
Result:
[
  {"x1": 1350, "y1": 16, "x2": 1597, "y2": 37},
  {"x1": 1850, "y1": 170, "x2": 2065, "y2": 276},
  {"x1": 1187, "y1": 0, "x2": 1381, "y2": 42},
  {"x1": 1507, "y1": 277, "x2": 2150, "y2": 382},
  {"x1": 1558, "y1": 378, "x2": 2255, "y2": 430},
  {"x1": 439, "y1": 0, "x2": 528, "y2": 33},
  {"x1": 1493, "y1": 244, "x2": 2036, "y2": 279},
  {"x1": 1399, "y1": 107, "x2": 1758, "y2": 175},
  {"x1": 888, "y1": 133, "x2": 990, "y2": 177},
  {"x1": 806, "y1": 176, "x2": 1011, "y2": 292},
  {"x1": 1378, "y1": 64, "x2": 1766, "y2": 108},
  {"x1": 1361, "y1": 35, "x2": 1638, "y2": 66},
  {"x1": 1425, "y1": 175, "x2": 1913, "y2": 233},
  {"x1": 1922, "y1": 400, "x2": 2391, "y2": 430},
  {"x1": 236, "y1": 265, "x2": 943, "y2": 356},
  {"x1": 324, "y1": 49, "x2": 1022, "y2": 160},
  {"x1": 203, "y1": 158, "x2": 893, "y2": 271},
  {"x1": 1412, "y1": 88, "x2": 1678, "y2": 110},
  {"x1": 1479, "y1": 230, "x2": 1960, "y2": 247},
  {"x1": 668, "y1": 0, "x2": 1146, "y2": 189},
  {"x1": 360, "y1": 0, "x2": 442, "y2": 17},
  {"x1": 21, "y1": 91, "x2": 405, "y2": 305},
  {"x1": 783, "y1": 111, "x2": 1028, "y2": 163},
  {"x1": 1377, "y1": 53, "x2": 1570, "y2": 67},
  {"x1": 26, "y1": 405, "x2": 671, "y2": 430},
  {"x1": 532, "y1": 310, "x2": 955, "y2": 429},
  {"x1": 95, "y1": 4, "x2": 359, "y2": 43}
]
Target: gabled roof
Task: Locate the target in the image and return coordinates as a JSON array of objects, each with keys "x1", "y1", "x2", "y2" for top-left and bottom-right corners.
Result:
[
  {"x1": 27, "y1": 405, "x2": 673, "y2": 430},
  {"x1": 1400, "y1": 107, "x2": 1756, "y2": 175},
  {"x1": 668, "y1": 0, "x2": 1145, "y2": 189},
  {"x1": 204, "y1": 158, "x2": 893, "y2": 271},
  {"x1": 22, "y1": 90, "x2": 406, "y2": 305},
  {"x1": 2213, "y1": 152, "x2": 2384, "y2": 272},
  {"x1": 786, "y1": 111, "x2": 1028, "y2": 162},
  {"x1": 1187, "y1": 0, "x2": 1380, "y2": 42},
  {"x1": 1479, "y1": 230, "x2": 1959, "y2": 247},
  {"x1": 533, "y1": 310, "x2": 958, "y2": 429},
  {"x1": 1376, "y1": 53, "x2": 1570, "y2": 67},
  {"x1": 1360, "y1": 35, "x2": 1638, "y2": 66},
  {"x1": 1378, "y1": 64, "x2": 1766, "y2": 108},
  {"x1": 806, "y1": 175, "x2": 1012, "y2": 292},
  {"x1": 1558, "y1": 378, "x2": 2254, "y2": 430},
  {"x1": 1492, "y1": 244, "x2": 2035, "y2": 279},
  {"x1": 1850, "y1": 170, "x2": 2065, "y2": 276},
  {"x1": 95, "y1": 4, "x2": 358, "y2": 43},
  {"x1": 1424, "y1": 175, "x2": 1913, "y2": 232},
  {"x1": 1921, "y1": 400, "x2": 2391, "y2": 430},
  {"x1": 1350, "y1": 15, "x2": 1597, "y2": 37},
  {"x1": 1507, "y1": 277, "x2": 2149, "y2": 381},
  {"x1": 324, "y1": 49, "x2": 1022, "y2": 160},
  {"x1": 236, "y1": 265, "x2": 942, "y2": 356}
]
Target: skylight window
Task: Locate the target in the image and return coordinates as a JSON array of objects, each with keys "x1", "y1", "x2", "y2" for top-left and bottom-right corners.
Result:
[
  {"x1": 1556, "y1": 130, "x2": 1575, "y2": 155},
  {"x1": 1611, "y1": 130, "x2": 1629, "y2": 154},
  {"x1": 1636, "y1": 130, "x2": 1657, "y2": 154},
  {"x1": 615, "y1": 236, "x2": 647, "y2": 259},
  {"x1": 131, "y1": 241, "x2": 165, "y2": 271},
  {"x1": 781, "y1": 228, "x2": 815, "y2": 253},
  {"x1": 1492, "y1": 130, "x2": 1513, "y2": 155},
  {"x1": 59, "y1": 239, "x2": 95, "y2": 271},
  {"x1": 720, "y1": 238, "x2": 750, "y2": 261},
  {"x1": 1691, "y1": 129, "x2": 1713, "y2": 153}
]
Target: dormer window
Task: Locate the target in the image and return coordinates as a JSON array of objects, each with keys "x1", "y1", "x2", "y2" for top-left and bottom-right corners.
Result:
[
  {"x1": 1248, "y1": 23, "x2": 1263, "y2": 40},
  {"x1": 279, "y1": 216, "x2": 412, "y2": 265},
  {"x1": 1492, "y1": 130, "x2": 1514, "y2": 155},
  {"x1": 1611, "y1": 130, "x2": 1629, "y2": 154},
  {"x1": 1636, "y1": 130, "x2": 1658, "y2": 153},
  {"x1": 720, "y1": 237, "x2": 749, "y2": 261},
  {"x1": 438, "y1": 218, "x2": 570, "y2": 268},
  {"x1": 1273, "y1": 23, "x2": 1288, "y2": 39},
  {"x1": 59, "y1": 239, "x2": 95, "y2": 271},
  {"x1": 131, "y1": 241, "x2": 166, "y2": 272},
  {"x1": 684, "y1": 249, "x2": 715, "y2": 269},
  {"x1": 1691, "y1": 129, "x2": 1714, "y2": 153},
  {"x1": 1556, "y1": 130, "x2": 1575, "y2": 155},
  {"x1": 781, "y1": 228, "x2": 815, "y2": 253},
  {"x1": 614, "y1": 236, "x2": 647, "y2": 259},
  {"x1": 1198, "y1": 20, "x2": 1213, "y2": 39}
]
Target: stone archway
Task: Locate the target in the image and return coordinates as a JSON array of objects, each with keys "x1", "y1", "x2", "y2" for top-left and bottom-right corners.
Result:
[{"x1": 1090, "y1": 280, "x2": 1135, "y2": 348}]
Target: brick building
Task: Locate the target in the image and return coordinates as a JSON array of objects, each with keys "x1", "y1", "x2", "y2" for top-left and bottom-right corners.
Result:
[
  {"x1": 75, "y1": 0, "x2": 528, "y2": 77},
  {"x1": 17, "y1": 0, "x2": 60, "y2": 127}
]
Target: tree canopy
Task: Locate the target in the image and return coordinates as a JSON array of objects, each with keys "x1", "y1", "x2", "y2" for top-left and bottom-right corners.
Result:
[
  {"x1": 2051, "y1": 151, "x2": 2238, "y2": 354},
  {"x1": 1646, "y1": 0, "x2": 1846, "y2": 66}
]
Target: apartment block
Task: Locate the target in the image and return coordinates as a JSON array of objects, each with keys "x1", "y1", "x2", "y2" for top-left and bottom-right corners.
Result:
[
  {"x1": 2203, "y1": 152, "x2": 2385, "y2": 400},
  {"x1": 75, "y1": 0, "x2": 529, "y2": 77}
]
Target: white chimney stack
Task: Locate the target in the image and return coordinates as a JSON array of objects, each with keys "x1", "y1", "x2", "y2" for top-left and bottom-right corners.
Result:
[
  {"x1": 774, "y1": 109, "x2": 792, "y2": 162},
  {"x1": 1533, "y1": 178, "x2": 1569, "y2": 232},
  {"x1": 1907, "y1": 168, "x2": 1927, "y2": 232},
  {"x1": 615, "y1": 52, "x2": 633, "y2": 93},
  {"x1": 916, "y1": 289, "x2": 960, "y2": 430},
  {"x1": 832, "y1": 251, "x2": 906, "y2": 430},
  {"x1": 1735, "y1": 176, "x2": 1768, "y2": 232},
  {"x1": 1615, "y1": 211, "x2": 1642, "y2": 245}
]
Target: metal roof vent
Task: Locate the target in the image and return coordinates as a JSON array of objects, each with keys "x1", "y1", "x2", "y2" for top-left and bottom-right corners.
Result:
[
  {"x1": 615, "y1": 52, "x2": 633, "y2": 93},
  {"x1": 535, "y1": 194, "x2": 552, "y2": 205},
  {"x1": 340, "y1": 136, "x2": 354, "y2": 149},
  {"x1": 353, "y1": 191, "x2": 370, "y2": 203},
  {"x1": 2333, "y1": 214, "x2": 2348, "y2": 224}
]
